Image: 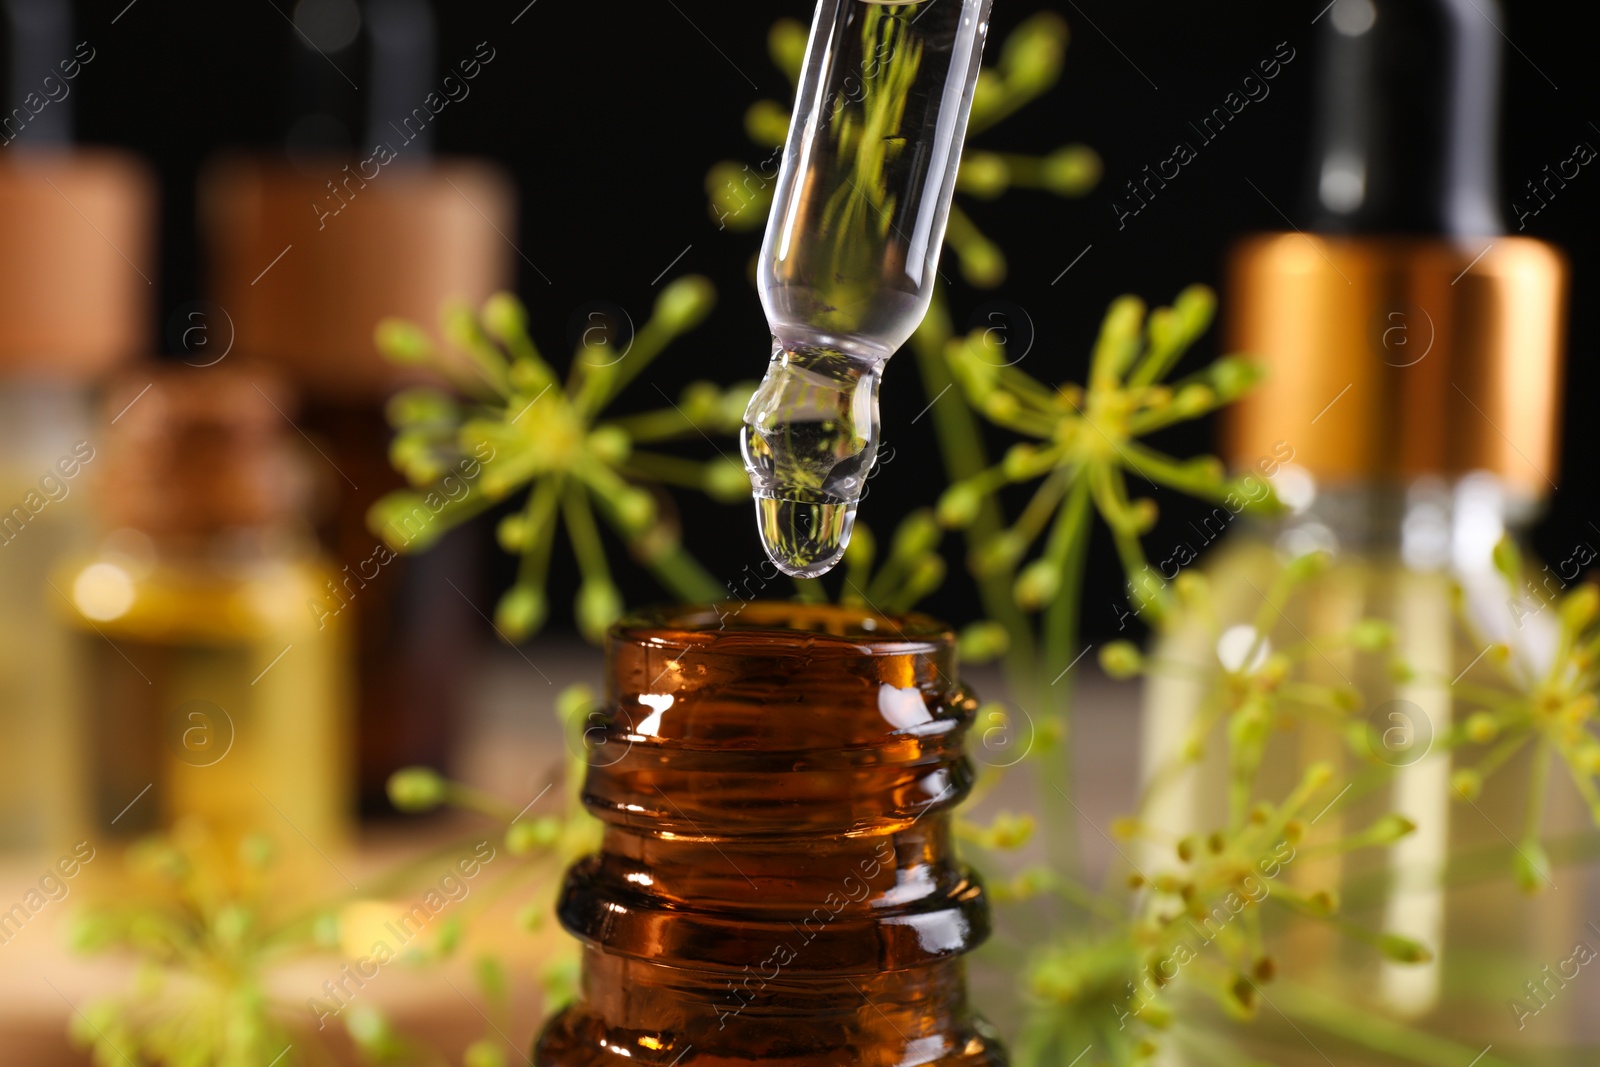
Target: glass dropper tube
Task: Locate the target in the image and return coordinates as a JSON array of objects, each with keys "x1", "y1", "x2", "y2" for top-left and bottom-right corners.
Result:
[{"x1": 743, "y1": 0, "x2": 993, "y2": 577}]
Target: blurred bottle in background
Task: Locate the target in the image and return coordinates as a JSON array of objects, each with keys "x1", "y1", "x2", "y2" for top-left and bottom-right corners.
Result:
[
  {"x1": 59, "y1": 367, "x2": 352, "y2": 868},
  {"x1": 1141, "y1": 0, "x2": 1579, "y2": 1058},
  {"x1": 199, "y1": 0, "x2": 516, "y2": 816},
  {"x1": 0, "y1": 0, "x2": 154, "y2": 852}
]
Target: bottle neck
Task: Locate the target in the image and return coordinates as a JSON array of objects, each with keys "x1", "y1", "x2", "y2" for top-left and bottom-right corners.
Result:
[
  {"x1": 97, "y1": 369, "x2": 308, "y2": 552},
  {"x1": 96, "y1": 522, "x2": 315, "y2": 574},
  {"x1": 1261, "y1": 470, "x2": 1569, "y2": 680},
  {"x1": 0, "y1": 379, "x2": 93, "y2": 468},
  {"x1": 539, "y1": 604, "x2": 1002, "y2": 1062},
  {"x1": 1265, "y1": 470, "x2": 1534, "y2": 573}
]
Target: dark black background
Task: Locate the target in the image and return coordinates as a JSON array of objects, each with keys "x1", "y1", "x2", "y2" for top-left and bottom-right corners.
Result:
[{"x1": 58, "y1": 0, "x2": 1600, "y2": 643}]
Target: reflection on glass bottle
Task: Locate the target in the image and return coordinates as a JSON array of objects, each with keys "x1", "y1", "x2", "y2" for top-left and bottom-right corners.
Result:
[
  {"x1": 59, "y1": 369, "x2": 352, "y2": 870},
  {"x1": 745, "y1": 0, "x2": 992, "y2": 577}
]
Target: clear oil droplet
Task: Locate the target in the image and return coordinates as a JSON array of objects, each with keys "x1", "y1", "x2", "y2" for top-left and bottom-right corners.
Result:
[{"x1": 742, "y1": 342, "x2": 882, "y2": 578}]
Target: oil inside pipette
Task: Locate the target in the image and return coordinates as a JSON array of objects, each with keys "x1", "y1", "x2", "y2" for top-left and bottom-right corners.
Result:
[{"x1": 744, "y1": 0, "x2": 992, "y2": 578}]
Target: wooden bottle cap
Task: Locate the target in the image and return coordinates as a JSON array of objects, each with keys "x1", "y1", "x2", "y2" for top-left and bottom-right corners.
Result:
[
  {"x1": 199, "y1": 155, "x2": 516, "y2": 400},
  {"x1": 0, "y1": 150, "x2": 156, "y2": 378}
]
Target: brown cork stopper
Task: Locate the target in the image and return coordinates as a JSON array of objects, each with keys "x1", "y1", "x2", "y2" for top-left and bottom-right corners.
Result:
[
  {"x1": 199, "y1": 155, "x2": 516, "y2": 399},
  {"x1": 99, "y1": 364, "x2": 305, "y2": 538},
  {"x1": 0, "y1": 150, "x2": 156, "y2": 378}
]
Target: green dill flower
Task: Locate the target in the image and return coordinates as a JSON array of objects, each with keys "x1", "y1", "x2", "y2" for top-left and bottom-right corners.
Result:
[
  {"x1": 368, "y1": 282, "x2": 753, "y2": 642},
  {"x1": 1117, "y1": 550, "x2": 1408, "y2": 825},
  {"x1": 784, "y1": 507, "x2": 948, "y2": 616},
  {"x1": 379, "y1": 683, "x2": 605, "y2": 1028},
  {"x1": 1444, "y1": 537, "x2": 1600, "y2": 887},
  {"x1": 1118, "y1": 763, "x2": 1427, "y2": 1046},
  {"x1": 67, "y1": 827, "x2": 302, "y2": 1066},
  {"x1": 940, "y1": 286, "x2": 1275, "y2": 626},
  {"x1": 1015, "y1": 764, "x2": 1431, "y2": 1067}
]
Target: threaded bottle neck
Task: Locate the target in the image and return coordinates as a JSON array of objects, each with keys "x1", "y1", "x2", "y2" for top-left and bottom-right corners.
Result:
[{"x1": 538, "y1": 602, "x2": 1004, "y2": 1064}]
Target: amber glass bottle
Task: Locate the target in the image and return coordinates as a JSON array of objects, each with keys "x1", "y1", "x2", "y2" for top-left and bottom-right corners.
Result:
[
  {"x1": 535, "y1": 603, "x2": 1005, "y2": 1066},
  {"x1": 200, "y1": 7, "x2": 515, "y2": 815}
]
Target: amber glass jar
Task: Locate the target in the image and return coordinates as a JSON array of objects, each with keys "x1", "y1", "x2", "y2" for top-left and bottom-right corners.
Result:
[{"x1": 535, "y1": 602, "x2": 1005, "y2": 1065}]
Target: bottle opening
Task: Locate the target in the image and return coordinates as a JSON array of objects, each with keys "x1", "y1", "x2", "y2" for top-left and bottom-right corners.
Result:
[{"x1": 614, "y1": 600, "x2": 950, "y2": 649}]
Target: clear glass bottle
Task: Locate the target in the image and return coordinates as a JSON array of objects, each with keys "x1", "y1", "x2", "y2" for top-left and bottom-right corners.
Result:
[
  {"x1": 1140, "y1": 2, "x2": 1583, "y2": 1053},
  {"x1": 0, "y1": 383, "x2": 97, "y2": 851},
  {"x1": 744, "y1": 0, "x2": 992, "y2": 577},
  {"x1": 58, "y1": 368, "x2": 352, "y2": 870},
  {"x1": 1140, "y1": 246, "x2": 1575, "y2": 1058},
  {"x1": 0, "y1": 133, "x2": 153, "y2": 851},
  {"x1": 535, "y1": 602, "x2": 1005, "y2": 1065}
]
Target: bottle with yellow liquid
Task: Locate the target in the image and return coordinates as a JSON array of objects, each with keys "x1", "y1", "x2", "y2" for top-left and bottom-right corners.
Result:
[
  {"x1": 60, "y1": 368, "x2": 352, "y2": 871},
  {"x1": 1139, "y1": 2, "x2": 1582, "y2": 1060}
]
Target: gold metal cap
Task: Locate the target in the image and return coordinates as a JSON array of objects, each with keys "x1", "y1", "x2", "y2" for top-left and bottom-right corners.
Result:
[
  {"x1": 1223, "y1": 234, "x2": 1567, "y2": 499},
  {"x1": 0, "y1": 151, "x2": 155, "y2": 377},
  {"x1": 200, "y1": 156, "x2": 516, "y2": 399}
]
